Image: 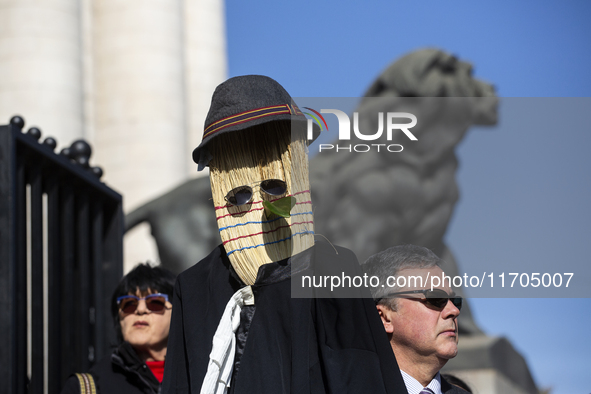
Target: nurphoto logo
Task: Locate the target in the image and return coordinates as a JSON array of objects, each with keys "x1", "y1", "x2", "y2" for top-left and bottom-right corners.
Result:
[{"x1": 304, "y1": 107, "x2": 418, "y2": 153}]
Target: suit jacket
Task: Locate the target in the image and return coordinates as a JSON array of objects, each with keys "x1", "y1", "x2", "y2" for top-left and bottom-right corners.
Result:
[
  {"x1": 441, "y1": 375, "x2": 471, "y2": 394},
  {"x1": 162, "y1": 241, "x2": 408, "y2": 394}
]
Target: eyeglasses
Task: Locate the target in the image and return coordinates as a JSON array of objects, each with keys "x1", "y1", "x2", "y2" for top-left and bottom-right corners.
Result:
[
  {"x1": 378, "y1": 289, "x2": 462, "y2": 311},
  {"x1": 116, "y1": 293, "x2": 170, "y2": 314},
  {"x1": 224, "y1": 179, "x2": 288, "y2": 206}
]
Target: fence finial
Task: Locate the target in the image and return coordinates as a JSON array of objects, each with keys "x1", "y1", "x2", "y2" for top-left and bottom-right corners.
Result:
[
  {"x1": 27, "y1": 127, "x2": 42, "y2": 141},
  {"x1": 10, "y1": 115, "x2": 25, "y2": 130},
  {"x1": 70, "y1": 140, "x2": 92, "y2": 168},
  {"x1": 43, "y1": 137, "x2": 57, "y2": 151}
]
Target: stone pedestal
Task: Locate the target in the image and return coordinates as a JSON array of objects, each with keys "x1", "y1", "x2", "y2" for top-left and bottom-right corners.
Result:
[{"x1": 442, "y1": 335, "x2": 539, "y2": 394}]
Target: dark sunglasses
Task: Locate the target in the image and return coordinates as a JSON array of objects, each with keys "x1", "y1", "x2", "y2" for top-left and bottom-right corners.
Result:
[
  {"x1": 224, "y1": 179, "x2": 287, "y2": 206},
  {"x1": 379, "y1": 289, "x2": 462, "y2": 311},
  {"x1": 116, "y1": 293, "x2": 170, "y2": 314}
]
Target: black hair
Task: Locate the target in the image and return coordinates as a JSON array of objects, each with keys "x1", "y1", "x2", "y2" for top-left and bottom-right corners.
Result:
[{"x1": 110, "y1": 263, "x2": 176, "y2": 343}]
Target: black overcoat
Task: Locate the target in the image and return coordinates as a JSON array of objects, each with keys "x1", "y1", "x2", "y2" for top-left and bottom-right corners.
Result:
[{"x1": 162, "y1": 241, "x2": 407, "y2": 394}]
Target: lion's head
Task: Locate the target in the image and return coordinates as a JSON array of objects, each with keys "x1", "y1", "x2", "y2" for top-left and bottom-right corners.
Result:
[{"x1": 364, "y1": 48, "x2": 497, "y2": 125}]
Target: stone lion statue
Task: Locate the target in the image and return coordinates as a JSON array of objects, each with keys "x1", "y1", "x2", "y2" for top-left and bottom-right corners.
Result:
[
  {"x1": 312, "y1": 48, "x2": 497, "y2": 262},
  {"x1": 310, "y1": 48, "x2": 498, "y2": 334}
]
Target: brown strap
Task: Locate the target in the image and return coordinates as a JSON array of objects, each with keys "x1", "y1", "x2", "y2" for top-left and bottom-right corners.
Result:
[{"x1": 75, "y1": 373, "x2": 97, "y2": 394}]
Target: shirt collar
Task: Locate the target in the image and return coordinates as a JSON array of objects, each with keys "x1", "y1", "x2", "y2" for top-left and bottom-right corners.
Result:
[{"x1": 400, "y1": 370, "x2": 442, "y2": 394}]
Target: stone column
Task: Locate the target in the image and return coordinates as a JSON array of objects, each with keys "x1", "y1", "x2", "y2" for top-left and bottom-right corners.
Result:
[
  {"x1": 90, "y1": 0, "x2": 187, "y2": 268},
  {"x1": 184, "y1": 0, "x2": 227, "y2": 176},
  {"x1": 0, "y1": 0, "x2": 84, "y2": 147}
]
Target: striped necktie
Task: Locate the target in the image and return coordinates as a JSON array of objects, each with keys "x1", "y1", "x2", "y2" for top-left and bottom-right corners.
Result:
[{"x1": 420, "y1": 389, "x2": 435, "y2": 394}]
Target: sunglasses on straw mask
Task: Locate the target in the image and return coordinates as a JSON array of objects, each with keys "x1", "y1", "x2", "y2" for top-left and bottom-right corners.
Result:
[
  {"x1": 116, "y1": 293, "x2": 170, "y2": 314},
  {"x1": 378, "y1": 289, "x2": 462, "y2": 311},
  {"x1": 224, "y1": 179, "x2": 288, "y2": 206}
]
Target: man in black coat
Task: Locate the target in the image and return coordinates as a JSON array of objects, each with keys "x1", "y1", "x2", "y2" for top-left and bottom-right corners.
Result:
[
  {"x1": 161, "y1": 75, "x2": 407, "y2": 394},
  {"x1": 363, "y1": 245, "x2": 470, "y2": 394}
]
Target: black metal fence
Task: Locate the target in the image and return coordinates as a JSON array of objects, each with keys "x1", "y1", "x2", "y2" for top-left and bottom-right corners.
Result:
[{"x1": 0, "y1": 116, "x2": 123, "y2": 394}]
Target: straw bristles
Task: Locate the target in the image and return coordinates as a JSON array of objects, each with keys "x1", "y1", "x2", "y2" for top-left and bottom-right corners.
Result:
[{"x1": 209, "y1": 121, "x2": 314, "y2": 285}]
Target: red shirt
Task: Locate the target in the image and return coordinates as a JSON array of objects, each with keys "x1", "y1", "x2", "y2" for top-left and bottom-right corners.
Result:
[{"x1": 146, "y1": 360, "x2": 165, "y2": 383}]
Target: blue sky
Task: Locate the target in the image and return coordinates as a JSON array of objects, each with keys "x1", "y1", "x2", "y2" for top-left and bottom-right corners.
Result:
[{"x1": 225, "y1": 1, "x2": 591, "y2": 392}]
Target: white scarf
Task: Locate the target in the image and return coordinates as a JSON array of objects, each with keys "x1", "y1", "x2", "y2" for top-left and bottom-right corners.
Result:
[{"x1": 200, "y1": 286, "x2": 255, "y2": 394}]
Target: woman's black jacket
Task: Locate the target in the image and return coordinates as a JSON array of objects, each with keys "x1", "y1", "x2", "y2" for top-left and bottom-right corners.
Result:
[{"x1": 60, "y1": 341, "x2": 160, "y2": 394}]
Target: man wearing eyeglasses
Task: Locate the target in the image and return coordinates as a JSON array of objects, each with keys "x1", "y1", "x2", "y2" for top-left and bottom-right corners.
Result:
[{"x1": 363, "y1": 244, "x2": 469, "y2": 394}]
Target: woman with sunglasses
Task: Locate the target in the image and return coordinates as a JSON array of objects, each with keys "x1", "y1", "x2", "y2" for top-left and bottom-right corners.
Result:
[{"x1": 61, "y1": 263, "x2": 176, "y2": 394}]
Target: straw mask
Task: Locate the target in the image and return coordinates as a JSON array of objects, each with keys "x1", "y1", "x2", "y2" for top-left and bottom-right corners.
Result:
[{"x1": 195, "y1": 75, "x2": 319, "y2": 285}]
